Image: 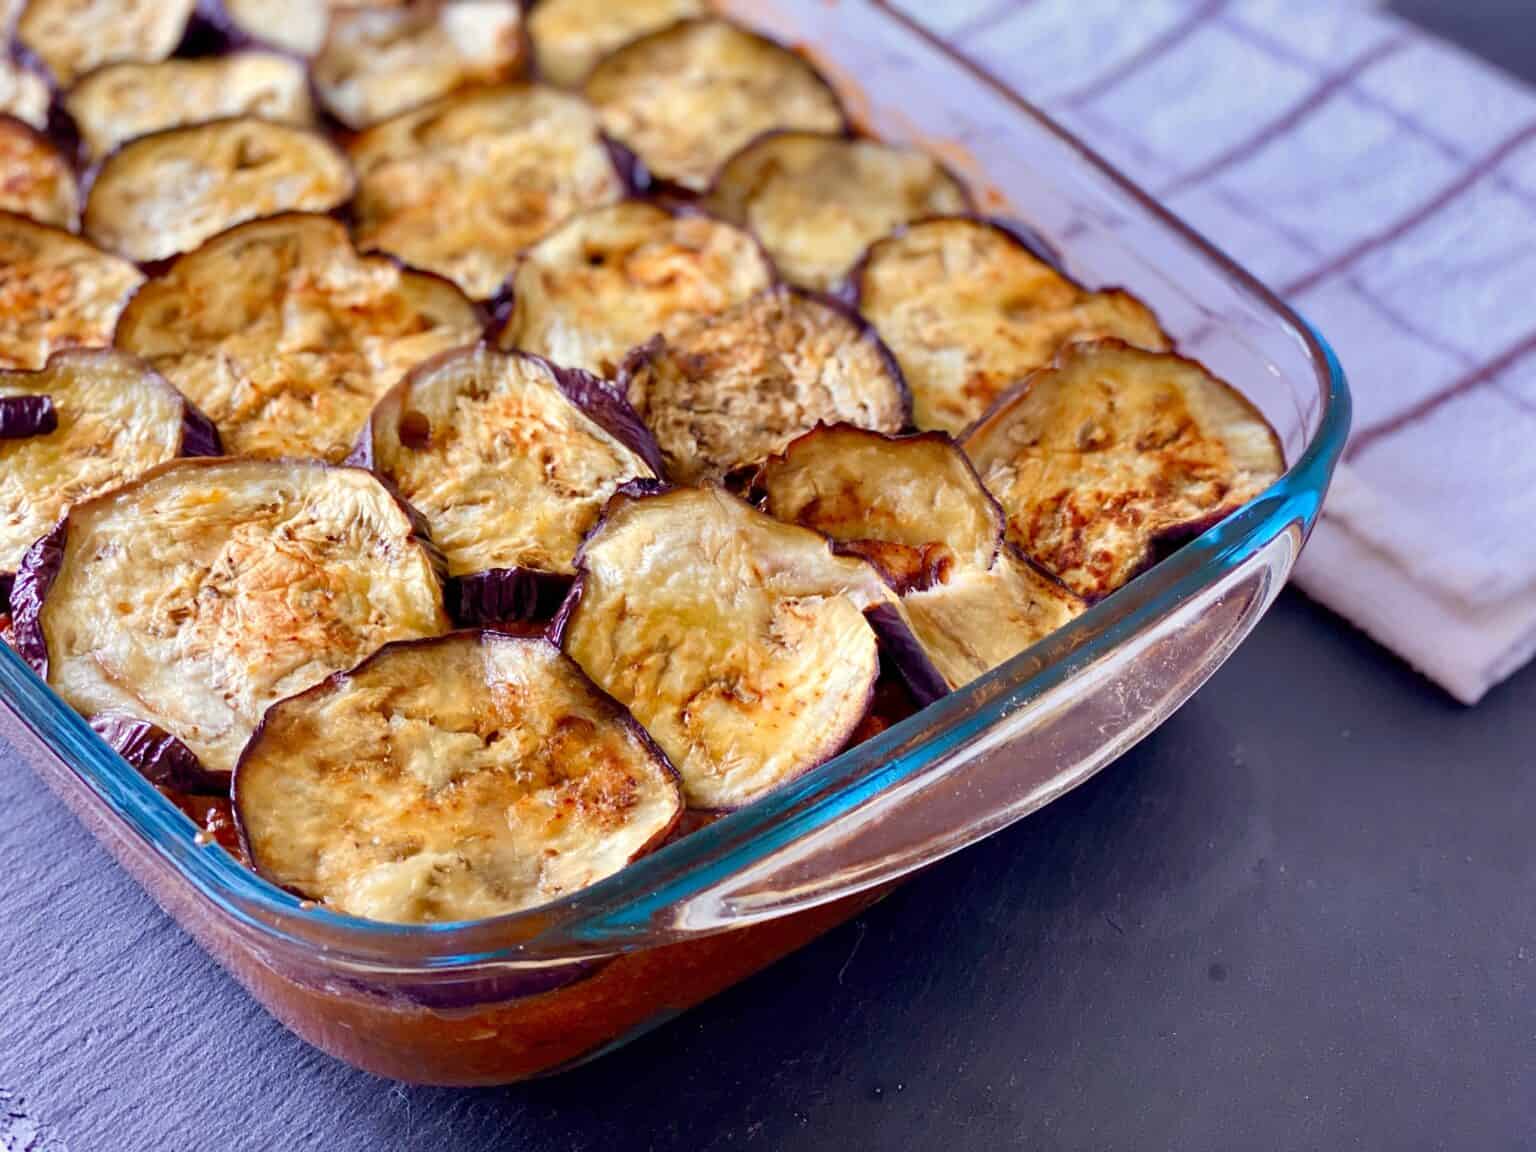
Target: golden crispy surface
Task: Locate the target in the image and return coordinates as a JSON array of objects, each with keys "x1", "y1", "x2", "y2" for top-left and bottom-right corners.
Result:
[
  {"x1": 586, "y1": 19, "x2": 844, "y2": 193},
  {"x1": 84, "y1": 118, "x2": 355, "y2": 263},
  {"x1": 0, "y1": 214, "x2": 143, "y2": 370},
  {"x1": 529, "y1": 0, "x2": 704, "y2": 88},
  {"x1": 0, "y1": 349, "x2": 185, "y2": 572},
  {"x1": 499, "y1": 201, "x2": 772, "y2": 378},
  {"x1": 858, "y1": 218, "x2": 1171, "y2": 434},
  {"x1": 314, "y1": 2, "x2": 525, "y2": 129},
  {"x1": 624, "y1": 287, "x2": 907, "y2": 484},
  {"x1": 41, "y1": 459, "x2": 449, "y2": 775},
  {"x1": 116, "y1": 214, "x2": 481, "y2": 462},
  {"x1": 236, "y1": 634, "x2": 681, "y2": 924},
  {"x1": 708, "y1": 133, "x2": 971, "y2": 291},
  {"x1": 65, "y1": 53, "x2": 316, "y2": 160},
  {"x1": 0, "y1": 119, "x2": 77, "y2": 231},
  {"x1": 562, "y1": 487, "x2": 894, "y2": 809},
  {"x1": 368, "y1": 347, "x2": 655, "y2": 577},
  {"x1": 17, "y1": 0, "x2": 194, "y2": 86},
  {"x1": 966, "y1": 341, "x2": 1285, "y2": 600},
  {"x1": 0, "y1": 57, "x2": 50, "y2": 130},
  {"x1": 350, "y1": 85, "x2": 623, "y2": 299}
]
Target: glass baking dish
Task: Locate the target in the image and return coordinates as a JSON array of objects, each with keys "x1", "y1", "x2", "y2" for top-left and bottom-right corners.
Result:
[{"x1": 0, "y1": 0, "x2": 1349, "y2": 1085}]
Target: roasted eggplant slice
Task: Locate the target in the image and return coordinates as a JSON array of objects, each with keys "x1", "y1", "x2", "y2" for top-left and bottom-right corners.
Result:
[
  {"x1": 83, "y1": 118, "x2": 355, "y2": 264},
  {"x1": 11, "y1": 457, "x2": 449, "y2": 781},
  {"x1": 16, "y1": 0, "x2": 195, "y2": 87},
  {"x1": 203, "y1": 0, "x2": 409, "y2": 58},
  {"x1": 349, "y1": 84, "x2": 624, "y2": 299},
  {"x1": 356, "y1": 345, "x2": 660, "y2": 623},
  {"x1": 585, "y1": 18, "x2": 846, "y2": 194},
  {"x1": 621, "y1": 286, "x2": 908, "y2": 484},
  {"x1": 234, "y1": 631, "x2": 682, "y2": 924},
  {"x1": 313, "y1": 2, "x2": 526, "y2": 130},
  {"x1": 855, "y1": 217, "x2": 1172, "y2": 434},
  {"x1": 528, "y1": 0, "x2": 704, "y2": 88},
  {"x1": 708, "y1": 133, "x2": 972, "y2": 291},
  {"x1": 0, "y1": 51, "x2": 51, "y2": 131},
  {"x1": 557, "y1": 484, "x2": 937, "y2": 809},
  {"x1": 0, "y1": 116, "x2": 78, "y2": 230},
  {"x1": 115, "y1": 213, "x2": 481, "y2": 461},
  {"x1": 0, "y1": 348, "x2": 218, "y2": 585},
  {"x1": 65, "y1": 53, "x2": 316, "y2": 161},
  {"x1": 496, "y1": 201, "x2": 773, "y2": 378},
  {"x1": 965, "y1": 340, "x2": 1285, "y2": 600},
  {"x1": 0, "y1": 214, "x2": 143, "y2": 370}
]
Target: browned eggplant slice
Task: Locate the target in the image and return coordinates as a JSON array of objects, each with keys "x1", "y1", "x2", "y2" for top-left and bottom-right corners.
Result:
[
  {"x1": 84, "y1": 118, "x2": 356, "y2": 264},
  {"x1": 557, "y1": 484, "x2": 934, "y2": 809},
  {"x1": 233, "y1": 631, "x2": 683, "y2": 924},
  {"x1": 356, "y1": 345, "x2": 660, "y2": 622},
  {"x1": 349, "y1": 84, "x2": 624, "y2": 299},
  {"x1": 203, "y1": 0, "x2": 409, "y2": 58},
  {"x1": 64, "y1": 52, "x2": 316, "y2": 161},
  {"x1": 707, "y1": 132, "x2": 972, "y2": 291},
  {"x1": 495, "y1": 200, "x2": 773, "y2": 378},
  {"x1": 528, "y1": 0, "x2": 704, "y2": 88},
  {"x1": 17, "y1": 0, "x2": 195, "y2": 87},
  {"x1": 621, "y1": 286, "x2": 908, "y2": 484},
  {"x1": 0, "y1": 116, "x2": 78, "y2": 230},
  {"x1": 0, "y1": 51, "x2": 51, "y2": 131},
  {"x1": 0, "y1": 348, "x2": 218, "y2": 582},
  {"x1": 855, "y1": 217, "x2": 1172, "y2": 434},
  {"x1": 585, "y1": 18, "x2": 846, "y2": 194},
  {"x1": 965, "y1": 340, "x2": 1286, "y2": 600},
  {"x1": 11, "y1": 457, "x2": 449, "y2": 782},
  {"x1": 114, "y1": 213, "x2": 482, "y2": 461},
  {"x1": 313, "y1": 1, "x2": 526, "y2": 130}
]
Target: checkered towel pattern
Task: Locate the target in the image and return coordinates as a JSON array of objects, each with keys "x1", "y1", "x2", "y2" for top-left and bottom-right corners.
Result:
[{"x1": 897, "y1": 0, "x2": 1536, "y2": 703}]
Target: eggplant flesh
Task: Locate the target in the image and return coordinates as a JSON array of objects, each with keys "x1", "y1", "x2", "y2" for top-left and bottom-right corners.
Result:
[
  {"x1": 0, "y1": 55, "x2": 50, "y2": 131},
  {"x1": 17, "y1": 0, "x2": 195, "y2": 87},
  {"x1": 529, "y1": 0, "x2": 705, "y2": 88},
  {"x1": 234, "y1": 632, "x2": 682, "y2": 924},
  {"x1": 0, "y1": 117, "x2": 77, "y2": 231},
  {"x1": 16, "y1": 457, "x2": 448, "y2": 778},
  {"x1": 856, "y1": 217, "x2": 1171, "y2": 435},
  {"x1": 965, "y1": 340, "x2": 1286, "y2": 600},
  {"x1": 209, "y1": 0, "x2": 407, "y2": 58},
  {"x1": 115, "y1": 213, "x2": 482, "y2": 462},
  {"x1": 622, "y1": 287, "x2": 908, "y2": 485},
  {"x1": 585, "y1": 18, "x2": 846, "y2": 193}
]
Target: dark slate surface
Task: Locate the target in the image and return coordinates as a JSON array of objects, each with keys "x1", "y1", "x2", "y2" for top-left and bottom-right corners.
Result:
[{"x1": 4, "y1": 10, "x2": 1534, "y2": 1152}]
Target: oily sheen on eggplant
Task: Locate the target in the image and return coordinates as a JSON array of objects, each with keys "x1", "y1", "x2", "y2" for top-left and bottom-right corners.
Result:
[
  {"x1": 556, "y1": 484, "x2": 939, "y2": 810},
  {"x1": 0, "y1": 116, "x2": 77, "y2": 231},
  {"x1": 0, "y1": 51, "x2": 50, "y2": 131},
  {"x1": 200, "y1": 0, "x2": 409, "y2": 58},
  {"x1": 234, "y1": 632, "x2": 683, "y2": 925},
  {"x1": 11, "y1": 458, "x2": 449, "y2": 783},
  {"x1": 965, "y1": 340, "x2": 1286, "y2": 601},
  {"x1": 621, "y1": 286, "x2": 909, "y2": 484},
  {"x1": 585, "y1": 18, "x2": 846, "y2": 194},
  {"x1": 0, "y1": 213, "x2": 144, "y2": 369},
  {"x1": 17, "y1": 0, "x2": 195, "y2": 86},
  {"x1": 528, "y1": 0, "x2": 704, "y2": 88},
  {"x1": 114, "y1": 213, "x2": 482, "y2": 461},
  {"x1": 83, "y1": 118, "x2": 356, "y2": 264},
  {"x1": 496, "y1": 201, "x2": 773, "y2": 379},
  {"x1": 855, "y1": 217, "x2": 1172, "y2": 435},
  {"x1": 348, "y1": 84, "x2": 624, "y2": 299},
  {"x1": 355, "y1": 345, "x2": 661, "y2": 624},
  {"x1": 759, "y1": 424, "x2": 1084, "y2": 689},
  {"x1": 707, "y1": 132, "x2": 972, "y2": 291}
]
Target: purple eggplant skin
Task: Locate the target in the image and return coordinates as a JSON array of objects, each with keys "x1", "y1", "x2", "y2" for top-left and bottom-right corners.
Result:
[
  {"x1": 863, "y1": 601, "x2": 950, "y2": 709},
  {"x1": 542, "y1": 355, "x2": 668, "y2": 477},
  {"x1": 0, "y1": 394, "x2": 57, "y2": 438},
  {"x1": 448, "y1": 567, "x2": 573, "y2": 628},
  {"x1": 92, "y1": 713, "x2": 232, "y2": 794},
  {"x1": 9, "y1": 519, "x2": 64, "y2": 677}
]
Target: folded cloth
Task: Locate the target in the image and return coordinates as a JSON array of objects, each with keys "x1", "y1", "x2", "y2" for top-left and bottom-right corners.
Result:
[{"x1": 897, "y1": 0, "x2": 1536, "y2": 703}]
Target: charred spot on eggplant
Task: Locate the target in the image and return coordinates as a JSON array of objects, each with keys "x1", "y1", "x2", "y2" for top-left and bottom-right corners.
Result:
[
  {"x1": 497, "y1": 200, "x2": 773, "y2": 378},
  {"x1": 65, "y1": 53, "x2": 316, "y2": 161},
  {"x1": 313, "y1": 2, "x2": 526, "y2": 130},
  {"x1": 115, "y1": 213, "x2": 482, "y2": 462},
  {"x1": 349, "y1": 84, "x2": 624, "y2": 299},
  {"x1": 585, "y1": 18, "x2": 846, "y2": 194},
  {"x1": 17, "y1": 0, "x2": 195, "y2": 88},
  {"x1": 965, "y1": 340, "x2": 1285, "y2": 601},
  {"x1": 0, "y1": 116, "x2": 78, "y2": 231},
  {"x1": 708, "y1": 132, "x2": 972, "y2": 292},
  {"x1": 234, "y1": 631, "x2": 682, "y2": 924},
  {"x1": 528, "y1": 0, "x2": 704, "y2": 88},
  {"x1": 855, "y1": 216, "x2": 1172, "y2": 434},
  {"x1": 84, "y1": 118, "x2": 356, "y2": 264},
  {"x1": 12, "y1": 457, "x2": 449, "y2": 778},
  {"x1": 621, "y1": 286, "x2": 908, "y2": 484}
]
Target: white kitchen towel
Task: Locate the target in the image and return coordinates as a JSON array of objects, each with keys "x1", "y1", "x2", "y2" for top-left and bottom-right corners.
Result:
[{"x1": 896, "y1": 0, "x2": 1536, "y2": 703}]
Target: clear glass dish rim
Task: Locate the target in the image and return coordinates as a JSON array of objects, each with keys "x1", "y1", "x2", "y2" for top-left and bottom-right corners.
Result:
[{"x1": 0, "y1": 4, "x2": 1352, "y2": 973}]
